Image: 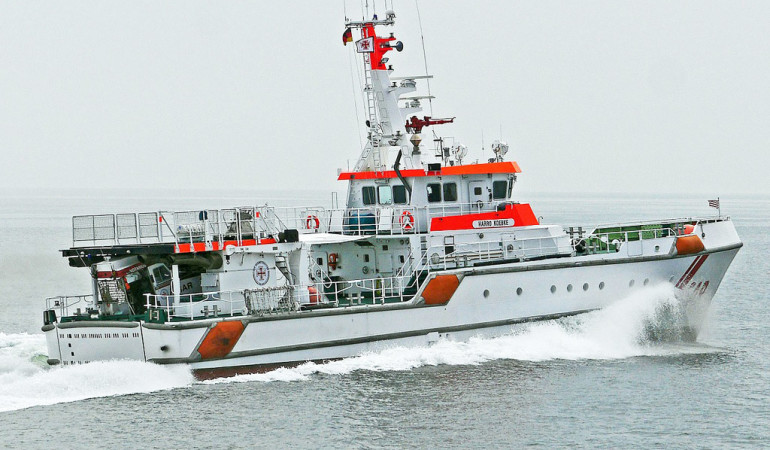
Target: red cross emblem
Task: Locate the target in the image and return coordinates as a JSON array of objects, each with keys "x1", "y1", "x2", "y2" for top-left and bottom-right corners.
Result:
[{"x1": 253, "y1": 261, "x2": 270, "y2": 285}]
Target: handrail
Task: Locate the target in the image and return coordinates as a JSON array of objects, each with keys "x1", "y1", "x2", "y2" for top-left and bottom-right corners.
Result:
[
  {"x1": 71, "y1": 200, "x2": 525, "y2": 247},
  {"x1": 589, "y1": 216, "x2": 727, "y2": 231},
  {"x1": 45, "y1": 294, "x2": 94, "y2": 319},
  {"x1": 142, "y1": 273, "x2": 420, "y2": 322},
  {"x1": 72, "y1": 206, "x2": 280, "y2": 248},
  {"x1": 576, "y1": 225, "x2": 680, "y2": 255}
]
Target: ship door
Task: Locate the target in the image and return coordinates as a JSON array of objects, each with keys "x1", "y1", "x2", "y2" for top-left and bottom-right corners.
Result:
[{"x1": 469, "y1": 181, "x2": 487, "y2": 208}]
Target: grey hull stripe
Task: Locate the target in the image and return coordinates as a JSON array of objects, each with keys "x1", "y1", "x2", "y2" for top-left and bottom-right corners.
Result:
[
  {"x1": 466, "y1": 243, "x2": 743, "y2": 277},
  {"x1": 148, "y1": 308, "x2": 595, "y2": 365},
  {"x1": 56, "y1": 321, "x2": 139, "y2": 329},
  {"x1": 142, "y1": 300, "x2": 428, "y2": 330}
]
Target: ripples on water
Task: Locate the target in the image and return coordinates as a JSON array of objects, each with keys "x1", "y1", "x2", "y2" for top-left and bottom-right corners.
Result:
[{"x1": 0, "y1": 192, "x2": 767, "y2": 448}]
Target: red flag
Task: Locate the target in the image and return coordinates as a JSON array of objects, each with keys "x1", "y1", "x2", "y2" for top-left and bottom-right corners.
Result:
[{"x1": 342, "y1": 28, "x2": 353, "y2": 45}]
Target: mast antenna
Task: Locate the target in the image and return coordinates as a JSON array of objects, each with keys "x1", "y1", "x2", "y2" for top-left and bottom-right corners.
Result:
[
  {"x1": 415, "y1": 0, "x2": 433, "y2": 116},
  {"x1": 481, "y1": 129, "x2": 485, "y2": 159}
]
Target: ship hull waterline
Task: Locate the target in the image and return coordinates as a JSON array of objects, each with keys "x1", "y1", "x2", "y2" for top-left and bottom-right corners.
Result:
[{"x1": 43, "y1": 245, "x2": 740, "y2": 375}]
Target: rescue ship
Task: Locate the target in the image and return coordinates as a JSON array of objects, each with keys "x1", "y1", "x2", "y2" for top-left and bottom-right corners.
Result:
[{"x1": 42, "y1": 10, "x2": 742, "y2": 375}]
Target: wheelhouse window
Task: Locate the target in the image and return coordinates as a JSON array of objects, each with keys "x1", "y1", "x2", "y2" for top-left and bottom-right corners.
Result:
[
  {"x1": 443, "y1": 182, "x2": 458, "y2": 202},
  {"x1": 427, "y1": 183, "x2": 442, "y2": 203},
  {"x1": 362, "y1": 186, "x2": 376, "y2": 205},
  {"x1": 393, "y1": 185, "x2": 409, "y2": 204},
  {"x1": 493, "y1": 180, "x2": 508, "y2": 200},
  {"x1": 377, "y1": 185, "x2": 393, "y2": 205}
]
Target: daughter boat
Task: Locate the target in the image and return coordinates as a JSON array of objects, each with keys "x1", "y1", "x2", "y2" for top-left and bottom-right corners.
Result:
[{"x1": 42, "y1": 10, "x2": 742, "y2": 374}]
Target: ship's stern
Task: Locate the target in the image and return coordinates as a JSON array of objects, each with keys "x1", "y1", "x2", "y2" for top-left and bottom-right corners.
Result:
[{"x1": 43, "y1": 322, "x2": 146, "y2": 366}]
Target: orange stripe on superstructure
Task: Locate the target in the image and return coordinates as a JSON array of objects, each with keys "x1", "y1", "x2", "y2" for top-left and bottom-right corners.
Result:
[
  {"x1": 430, "y1": 204, "x2": 539, "y2": 231},
  {"x1": 177, "y1": 239, "x2": 260, "y2": 253},
  {"x1": 337, "y1": 169, "x2": 427, "y2": 181},
  {"x1": 439, "y1": 161, "x2": 521, "y2": 176},
  {"x1": 337, "y1": 161, "x2": 521, "y2": 181}
]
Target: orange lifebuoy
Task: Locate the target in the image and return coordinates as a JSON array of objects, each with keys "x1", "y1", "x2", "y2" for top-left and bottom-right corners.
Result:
[
  {"x1": 328, "y1": 253, "x2": 338, "y2": 270},
  {"x1": 306, "y1": 215, "x2": 320, "y2": 230},
  {"x1": 399, "y1": 211, "x2": 414, "y2": 231}
]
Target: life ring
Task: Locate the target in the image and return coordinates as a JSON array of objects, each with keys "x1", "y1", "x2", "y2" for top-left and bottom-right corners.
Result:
[
  {"x1": 328, "y1": 253, "x2": 338, "y2": 270},
  {"x1": 306, "y1": 215, "x2": 320, "y2": 230},
  {"x1": 399, "y1": 211, "x2": 414, "y2": 231}
]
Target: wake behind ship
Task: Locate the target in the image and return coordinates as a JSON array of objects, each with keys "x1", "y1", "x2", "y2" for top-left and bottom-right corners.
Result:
[{"x1": 42, "y1": 9, "x2": 742, "y2": 374}]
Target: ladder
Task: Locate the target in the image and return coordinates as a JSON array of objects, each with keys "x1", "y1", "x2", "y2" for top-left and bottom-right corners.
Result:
[
  {"x1": 275, "y1": 254, "x2": 293, "y2": 285},
  {"x1": 354, "y1": 54, "x2": 382, "y2": 172}
]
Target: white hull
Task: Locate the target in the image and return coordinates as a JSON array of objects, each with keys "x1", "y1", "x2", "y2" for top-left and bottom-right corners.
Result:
[{"x1": 45, "y1": 243, "x2": 740, "y2": 372}]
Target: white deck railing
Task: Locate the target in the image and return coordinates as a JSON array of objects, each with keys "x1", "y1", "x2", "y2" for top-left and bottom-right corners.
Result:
[
  {"x1": 45, "y1": 294, "x2": 95, "y2": 319},
  {"x1": 142, "y1": 274, "x2": 419, "y2": 322},
  {"x1": 71, "y1": 206, "x2": 287, "y2": 248},
  {"x1": 71, "y1": 201, "x2": 508, "y2": 247}
]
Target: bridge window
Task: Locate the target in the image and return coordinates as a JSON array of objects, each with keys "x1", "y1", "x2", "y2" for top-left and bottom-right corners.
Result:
[
  {"x1": 393, "y1": 185, "x2": 409, "y2": 204},
  {"x1": 378, "y1": 185, "x2": 393, "y2": 205},
  {"x1": 427, "y1": 183, "x2": 442, "y2": 203},
  {"x1": 493, "y1": 180, "x2": 508, "y2": 199},
  {"x1": 443, "y1": 183, "x2": 458, "y2": 202},
  {"x1": 362, "y1": 186, "x2": 376, "y2": 205}
]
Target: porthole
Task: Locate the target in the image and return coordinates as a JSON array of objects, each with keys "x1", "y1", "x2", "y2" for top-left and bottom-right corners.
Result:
[
  {"x1": 644, "y1": 278, "x2": 650, "y2": 286},
  {"x1": 550, "y1": 285, "x2": 557, "y2": 294},
  {"x1": 629, "y1": 280, "x2": 635, "y2": 288},
  {"x1": 516, "y1": 287, "x2": 523, "y2": 296},
  {"x1": 567, "y1": 284, "x2": 573, "y2": 292},
  {"x1": 599, "y1": 281, "x2": 605, "y2": 290},
  {"x1": 483, "y1": 289, "x2": 490, "y2": 298},
  {"x1": 655, "y1": 245, "x2": 660, "y2": 252},
  {"x1": 583, "y1": 283, "x2": 589, "y2": 291}
]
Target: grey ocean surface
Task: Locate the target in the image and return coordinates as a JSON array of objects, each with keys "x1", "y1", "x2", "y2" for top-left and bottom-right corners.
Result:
[{"x1": 0, "y1": 190, "x2": 767, "y2": 448}]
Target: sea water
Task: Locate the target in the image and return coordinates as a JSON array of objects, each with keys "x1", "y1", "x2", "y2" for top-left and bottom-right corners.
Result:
[{"x1": 0, "y1": 190, "x2": 767, "y2": 448}]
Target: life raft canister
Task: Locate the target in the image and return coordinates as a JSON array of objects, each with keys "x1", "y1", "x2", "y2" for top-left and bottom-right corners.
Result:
[
  {"x1": 677, "y1": 224, "x2": 696, "y2": 235},
  {"x1": 308, "y1": 285, "x2": 321, "y2": 304},
  {"x1": 306, "y1": 215, "x2": 320, "y2": 230},
  {"x1": 399, "y1": 211, "x2": 414, "y2": 230},
  {"x1": 328, "y1": 253, "x2": 339, "y2": 270}
]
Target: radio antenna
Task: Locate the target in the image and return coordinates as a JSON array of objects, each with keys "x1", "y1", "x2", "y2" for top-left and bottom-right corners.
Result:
[{"x1": 415, "y1": 0, "x2": 433, "y2": 115}]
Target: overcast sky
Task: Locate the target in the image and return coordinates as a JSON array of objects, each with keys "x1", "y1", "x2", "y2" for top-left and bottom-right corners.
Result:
[{"x1": 1, "y1": 1, "x2": 768, "y2": 196}]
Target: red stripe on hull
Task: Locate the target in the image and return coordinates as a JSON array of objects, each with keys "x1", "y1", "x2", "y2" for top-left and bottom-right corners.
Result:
[{"x1": 676, "y1": 255, "x2": 709, "y2": 289}]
